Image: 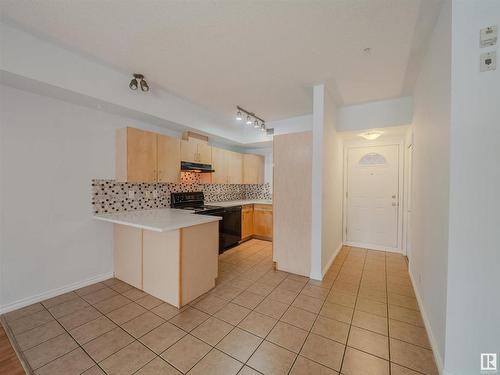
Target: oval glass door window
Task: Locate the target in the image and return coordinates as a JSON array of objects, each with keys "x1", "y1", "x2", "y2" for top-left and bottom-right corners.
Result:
[{"x1": 359, "y1": 152, "x2": 387, "y2": 165}]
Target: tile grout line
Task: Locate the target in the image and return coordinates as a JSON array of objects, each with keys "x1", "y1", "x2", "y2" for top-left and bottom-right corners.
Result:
[
  {"x1": 131, "y1": 241, "x2": 273, "y2": 374},
  {"x1": 284, "y1": 245, "x2": 352, "y2": 375},
  {"x1": 337, "y1": 247, "x2": 368, "y2": 375}
]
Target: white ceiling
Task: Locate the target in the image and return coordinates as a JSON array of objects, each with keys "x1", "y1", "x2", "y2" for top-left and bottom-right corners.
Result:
[{"x1": 1, "y1": 0, "x2": 439, "y2": 122}]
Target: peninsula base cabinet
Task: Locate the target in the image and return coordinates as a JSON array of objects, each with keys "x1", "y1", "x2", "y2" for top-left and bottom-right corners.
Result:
[{"x1": 113, "y1": 221, "x2": 218, "y2": 308}]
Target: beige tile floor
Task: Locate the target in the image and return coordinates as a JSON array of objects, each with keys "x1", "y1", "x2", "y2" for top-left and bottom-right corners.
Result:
[{"x1": 1, "y1": 239, "x2": 438, "y2": 375}]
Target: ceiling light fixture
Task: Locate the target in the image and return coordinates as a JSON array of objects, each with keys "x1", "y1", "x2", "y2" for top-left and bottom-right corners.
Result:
[
  {"x1": 236, "y1": 106, "x2": 268, "y2": 134},
  {"x1": 360, "y1": 131, "x2": 383, "y2": 140},
  {"x1": 129, "y1": 73, "x2": 149, "y2": 92}
]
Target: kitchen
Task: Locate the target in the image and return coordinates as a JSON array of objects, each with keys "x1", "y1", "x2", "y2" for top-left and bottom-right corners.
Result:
[
  {"x1": 94, "y1": 127, "x2": 273, "y2": 308},
  {"x1": 0, "y1": 1, "x2": 460, "y2": 374}
]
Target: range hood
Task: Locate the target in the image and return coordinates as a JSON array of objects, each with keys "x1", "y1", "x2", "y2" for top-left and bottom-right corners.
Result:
[{"x1": 181, "y1": 161, "x2": 215, "y2": 173}]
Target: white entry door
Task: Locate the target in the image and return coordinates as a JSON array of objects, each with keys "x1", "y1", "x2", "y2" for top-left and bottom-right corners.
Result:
[{"x1": 346, "y1": 145, "x2": 399, "y2": 249}]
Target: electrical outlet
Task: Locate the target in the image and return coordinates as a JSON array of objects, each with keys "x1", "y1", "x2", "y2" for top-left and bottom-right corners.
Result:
[
  {"x1": 480, "y1": 51, "x2": 496, "y2": 72},
  {"x1": 145, "y1": 191, "x2": 151, "y2": 199},
  {"x1": 128, "y1": 190, "x2": 135, "y2": 199},
  {"x1": 153, "y1": 190, "x2": 158, "y2": 199}
]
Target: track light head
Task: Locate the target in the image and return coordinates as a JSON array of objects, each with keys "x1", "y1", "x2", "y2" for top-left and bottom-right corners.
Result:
[
  {"x1": 253, "y1": 119, "x2": 260, "y2": 128},
  {"x1": 246, "y1": 115, "x2": 252, "y2": 125},
  {"x1": 236, "y1": 111, "x2": 242, "y2": 121},
  {"x1": 140, "y1": 79, "x2": 149, "y2": 92},
  {"x1": 129, "y1": 78, "x2": 138, "y2": 90}
]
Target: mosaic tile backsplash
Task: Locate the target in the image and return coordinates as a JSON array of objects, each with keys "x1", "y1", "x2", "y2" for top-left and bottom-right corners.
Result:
[{"x1": 92, "y1": 173, "x2": 272, "y2": 214}]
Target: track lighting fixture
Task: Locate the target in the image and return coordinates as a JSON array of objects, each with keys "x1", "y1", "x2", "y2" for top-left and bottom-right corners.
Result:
[
  {"x1": 129, "y1": 78, "x2": 138, "y2": 90},
  {"x1": 236, "y1": 106, "x2": 267, "y2": 133},
  {"x1": 129, "y1": 73, "x2": 149, "y2": 92},
  {"x1": 140, "y1": 79, "x2": 149, "y2": 92}
]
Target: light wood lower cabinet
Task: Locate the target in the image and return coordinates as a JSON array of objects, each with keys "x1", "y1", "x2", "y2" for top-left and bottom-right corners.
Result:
[
  {"x1": 113, "y1": 222, "x2": 218, "y2": 308},
  {"x1": 241, "y1": 205, "x2": 254, "y2": 239},
  {"x1": 241, "y1": 204, "x2": 272, "y2": 241},
  {"x1": 254, "y1": 204, "x2": 273, "y2": 240}
]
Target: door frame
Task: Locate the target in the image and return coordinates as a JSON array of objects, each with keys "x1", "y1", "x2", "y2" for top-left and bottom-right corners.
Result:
[{"x1": 342, "y1": 138, "x2": 406, "y2": 254}]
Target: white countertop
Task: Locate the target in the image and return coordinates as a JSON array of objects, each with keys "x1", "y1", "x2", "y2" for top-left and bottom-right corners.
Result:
[
  {"x1": 94, "y1": 208, "x2": 221, "y2": 232},
  {"x1": 210, "y1": 199, "x2": 272, "y2": 207}
]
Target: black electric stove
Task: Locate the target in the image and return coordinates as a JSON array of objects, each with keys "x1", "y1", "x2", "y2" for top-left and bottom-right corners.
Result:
[{"x1": 171, "y1": 192, "x2": 241, "y2": 252}]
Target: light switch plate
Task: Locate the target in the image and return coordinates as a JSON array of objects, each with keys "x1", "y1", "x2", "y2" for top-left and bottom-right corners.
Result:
[
  {"x1": 144, "y1": 191, "x2": 151, "y2": 199},
  {"x1": 480, "y1": 25, "x2": 497, "y2": 48},
  {"x1": 153, "y1": 190, "x2": 158, "y2": 199},
  {"x1": 128, "y1": 190, "x2": 135, "y2": 199},
  {"x1": 480, "y1": 51, "x2": 496, "y2": 72}
]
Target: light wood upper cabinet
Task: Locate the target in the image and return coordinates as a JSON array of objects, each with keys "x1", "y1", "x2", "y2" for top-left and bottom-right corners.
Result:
[
  {"x1": 211, "y1": 147, "x2": 228, "y2": 184},
  {"x1": 116, "y1": 127, "x2": 180, "y2": 183},
  {"x1": 253, "y1": 204, "x2": 273, "y2": 240},
  {"x1": 227, "y1": 151, "x2": 243, "y2": 184},
  {"x1": 180, "y1": 140, "x2": 212, "y2": 164},
  {"x1": 197, "y1": 143, "x2": 212, "y2": 164},
  {"x1": 116, "y1": 127, "x2": 157, "y2": 182},
  {"x1": 157, "y1": 134, "x2": 181, "y2": 183},
  {"x1": 210, "y1": 147, "x2": 243, "y2": 184},
  {"x1": 243, "y1": 154, "x2": 265, "y2": 184}
]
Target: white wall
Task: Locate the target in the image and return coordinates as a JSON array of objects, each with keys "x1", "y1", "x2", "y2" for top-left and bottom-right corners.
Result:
[
  {"x1": 310, "y1": 85, "x2": 326, "y2": 279},
  {"x1": 310, "y1": 84, "x2": 343, "y2": 279},
  {"x1": 336, "y1": 96, "x2": 413, "y2": 132},
  {"x1": 321, "y1": 91, "x2": 343, "y2": 275},
  {"x1": 444, "y1": 1, "x2": 500, "y2": 374},
  {"x1": 0, "y1": 84, "x2": 180, "y2": 312},
  {"x1": 0, "y1": 21, "x2": 249, "y2": 145},
  {"x1": 409, "y1": 0, "x2": 451, "y2": 371}
]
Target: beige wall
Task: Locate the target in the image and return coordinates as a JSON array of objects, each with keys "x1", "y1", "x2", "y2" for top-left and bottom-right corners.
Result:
[{"x1": 273, "y1": 131, "x2": 312, "y2": 276}]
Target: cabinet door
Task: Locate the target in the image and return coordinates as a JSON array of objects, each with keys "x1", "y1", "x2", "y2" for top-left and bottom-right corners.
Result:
[
  {"x1": 197, "y1": 143, "x2": 212, "y2": 164},
  {"x1": 127, "y1": 128, "x2": 157, "y2": 182},
  {"x1": 227, "y1": 151, "x2": 243, "y2": 184},
  {"x1": 254, "y1": 204, "x2": 273, "y2": 239},
  {"x1": 241, "y1": 205, "x2": 254, "y2": 239},
  {"x1": 158, "y1": 134, "x2": 180, "y2": 183},
  {"x1": 181, "y1": 140, "x2": 198, "y2": 163},
  {"x1": 243, "y1": 154, "x2": 265, "y2": 184},
  {"x1": 211, "y1": 147, "x2": 228, "y2": 184}
]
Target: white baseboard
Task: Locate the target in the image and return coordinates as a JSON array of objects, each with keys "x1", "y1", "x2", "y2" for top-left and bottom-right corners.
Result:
[
  {"x1": 344, "y1": 240, "x2": 404, "y2": 254},
  {"x1": 322, "y1": 243, "x2": 343, "y2": 277},
  {"x1": 408, "y1": 269, "x2": 445, "y2": 374},
  {"x1": 0, "y1": 271, "x2": 113, "y2": 314}
]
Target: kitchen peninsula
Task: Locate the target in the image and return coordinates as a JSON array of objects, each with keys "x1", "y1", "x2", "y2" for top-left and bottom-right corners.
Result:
[{"x1": 94, "y1": 208, "x2": 221, "y2": 308}]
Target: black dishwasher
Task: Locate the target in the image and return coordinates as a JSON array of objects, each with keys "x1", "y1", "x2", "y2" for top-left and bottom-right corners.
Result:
[
  {"x1": 200, "y1": 206, "x2": 241, "y2": 252},
  {"x1": 170, "y1": 192, "x2": 242, "y2": 253}
]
